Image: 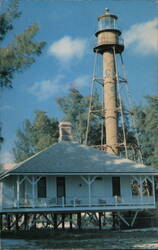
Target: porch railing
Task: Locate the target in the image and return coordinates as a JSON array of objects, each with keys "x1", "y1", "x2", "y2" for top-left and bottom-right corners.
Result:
[{"x1": 2, "y1": 195, "x2": 155, "y2": 210}]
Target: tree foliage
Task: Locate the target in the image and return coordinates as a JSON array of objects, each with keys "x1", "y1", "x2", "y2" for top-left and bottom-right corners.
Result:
[
  {"x1": 134, "y1": 96, "x2": 158, "y2": 168},
  {"x1": 0, "y1": 0, "x2": 46, "y2": 147},
  {"x1": 0, "y1": 0, "x2": 46, "y2": 88},
  {"x1": 56, "y1": 88, "x2": 102, "y2": 145},
  {"x1": 0, "y1": 0, "x2": 21, "y2": 41},
  {"x1": 12, "y1": 111, "x2": 59, "y2": 163},
  {"x1": 12, "y1": 89, "x2": 158, "y2": 169}
]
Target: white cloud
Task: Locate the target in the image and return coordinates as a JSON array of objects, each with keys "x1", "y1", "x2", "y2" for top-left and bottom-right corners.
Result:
[
  {"x1": 0, "y1": 151, "x2": 14, "y2": 164},
  {"x1": 28, "y1": 75, "x2": 64, "y2": 101},
  {"x1": 123, "y1": 18, "x2": 158, "y2": 55},
  {"x1": 48, "y1": 36, "x2": 87, "y2": 63},
  {"x1": 70, "y1": 75, "x2": 89, "y2": 89},
  {"x1": 28, "y1": 74, "x2": 89, "y2": 101}
]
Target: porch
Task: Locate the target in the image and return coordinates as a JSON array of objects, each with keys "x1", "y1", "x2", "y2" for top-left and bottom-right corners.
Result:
[
  {"x1": 0, "y1": 174, "x2": 156, "y2": 212},
  {"x1": 0, "y1": 194, "x2": 156, "y2": 213}
]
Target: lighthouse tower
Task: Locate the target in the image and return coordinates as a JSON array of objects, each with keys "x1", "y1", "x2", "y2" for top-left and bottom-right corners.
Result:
[{"x1": 93, "y1": 8, "x2": 124, "y2": 155}]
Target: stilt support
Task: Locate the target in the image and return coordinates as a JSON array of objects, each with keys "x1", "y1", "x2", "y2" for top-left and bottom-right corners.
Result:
[
  {"x1": 0, "y1": 209, "x2": 142, "y2": 232},
  {"x1": 131, "y1": 211, "x2": 139, "y2": 227},
  {"x1": 117, "y1": 212, "x2": 129, "y2": 227},
  {"x1": 0, "y1": 214, "x2": 2, "y2": 231},
  {"x1": 24, "y1": 213, "x2": 28, "y2": 230},
  {"x1": 69, "y1": 213, "x2": 72, "y2": 229},
  {"x1": 7, "y1": 214, "x2": 11, "y2": 231},
  {"x1": 62, "y1": 213, "x2": 65, "y2": 229},
  {"x1": 15, "y1": 214, "x2": 19, "y2": 231},
  {"x1": 112, "y1": 212, "x2": 116, "y2": 229},
  {"x1": 54, "y1": 214, "x2": 57, "y2": 230},
  {"x1": 77, "y1": 213, "x2": 81, "y2": 230},
  {"x1": 99, "y1": 212, "x2": 102, "y2": 230}
]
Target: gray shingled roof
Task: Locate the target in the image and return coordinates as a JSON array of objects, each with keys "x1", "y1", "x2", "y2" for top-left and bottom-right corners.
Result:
[{"x1": 0, "y1": 141, "x2": 157, "y2": 178}]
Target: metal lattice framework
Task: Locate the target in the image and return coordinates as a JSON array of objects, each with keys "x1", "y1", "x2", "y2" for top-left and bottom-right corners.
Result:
[{"x1": 85, "y1": 11, "x2": 143, "y2": 163}]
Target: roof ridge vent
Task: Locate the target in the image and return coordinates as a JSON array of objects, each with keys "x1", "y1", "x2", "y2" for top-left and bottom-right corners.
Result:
[{"x1": 58, "y1": 122, "x2": 73, "y2": 142}]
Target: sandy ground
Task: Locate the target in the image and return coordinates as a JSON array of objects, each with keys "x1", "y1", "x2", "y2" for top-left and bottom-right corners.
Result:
[{"x1": 1, "y1": 230, "x2": 158, "y2": 249}]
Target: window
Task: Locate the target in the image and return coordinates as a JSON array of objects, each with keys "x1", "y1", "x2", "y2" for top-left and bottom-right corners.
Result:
[
  {"x1": 112, "y1": 177, "x2": 120, "y2": 196},
  {"x1": 37, "y1": 177, "x2": 47, "y2": 198},
  {"x1": 131, "y1": 177, "x2": 153, "y2": 196},
  {"x1": 98, "y1": 17, "x2": 116, "y2": 31}
]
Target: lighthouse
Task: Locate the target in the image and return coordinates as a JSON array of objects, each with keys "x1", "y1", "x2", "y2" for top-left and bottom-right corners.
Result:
[{"x1": 94, "y1": 8, "x2": 124, "y2": 155}]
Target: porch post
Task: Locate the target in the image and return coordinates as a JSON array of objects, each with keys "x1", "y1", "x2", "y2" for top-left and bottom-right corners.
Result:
[
  {"x1": 88, "y1": 176, "x2": 91, "y2": 207},
  {"x1": 152, "y1": 176, "x2": 155, "y2": 205},
  {"x1": 0, "y1": 181, "x2": 3, "y2": 210},
  {"x1": 17, "y1": 176, "x2": 20, "y2": 208},
  {"x1": 32, "y1": 176, "x2": 35, "y2": 208},
  {"x1": 139, "y1": 176, "x2": 143, "y2": 205},
  {"x1": 80, "y1": 176, "x2": 96, "y2": 207}
]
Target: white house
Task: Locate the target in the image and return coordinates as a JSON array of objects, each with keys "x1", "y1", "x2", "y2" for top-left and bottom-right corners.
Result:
[{"x1": 0, "y1": 122, "x2": 157, "y2": 218}]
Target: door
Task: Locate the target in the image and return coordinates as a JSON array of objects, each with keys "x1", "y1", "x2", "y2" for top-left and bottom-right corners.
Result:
[
  {"x1": 112, "y1": 177, "x2": 120, "y2": 196},
  {"x1": 56, "y1": 177, "x2": 65, "y2": 205}
]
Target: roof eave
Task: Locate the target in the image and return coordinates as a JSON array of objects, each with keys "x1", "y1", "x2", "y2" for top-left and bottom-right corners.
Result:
[{"x1": 1, "y1": 172, "x2": 158, "y2": 178}]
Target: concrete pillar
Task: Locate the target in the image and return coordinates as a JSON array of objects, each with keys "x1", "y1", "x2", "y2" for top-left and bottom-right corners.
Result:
[{"x1": 103, "y1": 50, "x2": 118, "y2": 155}]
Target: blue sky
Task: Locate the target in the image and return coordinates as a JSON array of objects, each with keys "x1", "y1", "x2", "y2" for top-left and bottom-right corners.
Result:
[{"x1": 0, "y1": 0, "x2": 158, "y2": 164}]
